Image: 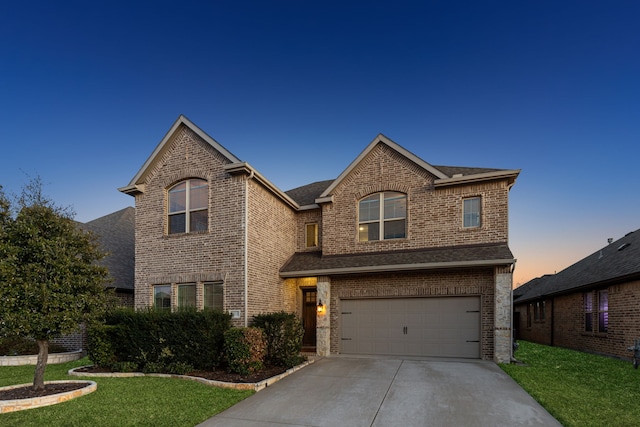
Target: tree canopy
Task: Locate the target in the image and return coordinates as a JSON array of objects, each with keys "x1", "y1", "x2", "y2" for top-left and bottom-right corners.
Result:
[{"x1": 0, "y1": 179, "x2": 111, "y2": 389}]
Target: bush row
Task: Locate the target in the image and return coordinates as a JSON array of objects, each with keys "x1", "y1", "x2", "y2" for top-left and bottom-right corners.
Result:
[{"x1": 87, "y1": 310, "x2": 305, "y2": 375}]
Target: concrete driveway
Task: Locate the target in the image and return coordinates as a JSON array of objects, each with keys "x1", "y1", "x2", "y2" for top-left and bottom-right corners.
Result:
[{"x1": 198, "y1": 356, "x2": 561, "y2": 427}]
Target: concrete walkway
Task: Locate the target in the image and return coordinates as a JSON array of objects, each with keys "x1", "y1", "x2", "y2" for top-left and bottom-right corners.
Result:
[{"x1": 199, "y1": 356, "x2": 562, "y2": 427}]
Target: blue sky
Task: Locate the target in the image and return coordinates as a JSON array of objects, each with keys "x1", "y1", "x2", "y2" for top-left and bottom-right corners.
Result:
[{"x1": 1, "y1": 1, "x2": 638, "y2": 286}]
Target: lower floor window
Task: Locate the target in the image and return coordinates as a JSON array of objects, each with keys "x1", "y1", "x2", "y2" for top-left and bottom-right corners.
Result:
[
  {"x1": 154, "y1": 285, "x2": 171, "y2": 312},
  {"x1": 178, "y1": 284, "x2": 196, "y2": 309},
  {"x1": 204, "y1": 282, "x2": 223, "y2": 310},
  {"x1": 153, "y1": 281, "x2": 223, "y2": 312},
  {"x1": 598, "y1": 290, "x2": 608, "y2": 333}
]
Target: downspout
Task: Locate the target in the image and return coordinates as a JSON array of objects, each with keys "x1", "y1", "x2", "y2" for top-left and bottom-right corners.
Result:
[
  {"x1": 244, "y1": 170, "x2": 254, "y2": 327},
  {"x1": 510, "y1": 260, "x2": 517, "y2": 362}
]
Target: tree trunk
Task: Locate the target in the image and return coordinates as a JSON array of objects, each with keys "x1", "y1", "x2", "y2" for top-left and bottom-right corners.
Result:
[{"x1": 33, "y1": 339, "x2": 49, "y2": 391}]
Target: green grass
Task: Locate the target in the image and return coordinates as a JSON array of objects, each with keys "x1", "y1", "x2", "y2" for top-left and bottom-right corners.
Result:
[
  {"x1": 0, "y1": 358, "x2": 253, "y2": 426},
  {"x1": 501, "y1": 341, "x2": 640, "y2": 427}
]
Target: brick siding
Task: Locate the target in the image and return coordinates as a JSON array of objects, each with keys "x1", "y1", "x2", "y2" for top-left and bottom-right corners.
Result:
[{"x1": 515, "y1": 279, "x2": 640, "y2": 360}]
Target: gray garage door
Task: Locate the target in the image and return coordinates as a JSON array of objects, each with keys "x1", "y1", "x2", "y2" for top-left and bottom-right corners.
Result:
[{"x1": 340, "y1": 297, "x2": 480, "y2": 358}]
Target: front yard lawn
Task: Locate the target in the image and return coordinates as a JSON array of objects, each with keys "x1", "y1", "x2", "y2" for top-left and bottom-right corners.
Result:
[
  {"x1": 501, "y1": 341, "x2": 640, "y2": 427},
  {"x1": 0, "y1": 358, "x2": 253, "y2": 426}
]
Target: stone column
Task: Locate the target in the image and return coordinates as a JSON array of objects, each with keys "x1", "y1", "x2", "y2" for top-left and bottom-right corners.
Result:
[
  {"x1": 316, "y1": 276, "x2": 331, "y2": 357},
  {"x1": 494, "y1": 271, "x2": 513, "y2": 363}
]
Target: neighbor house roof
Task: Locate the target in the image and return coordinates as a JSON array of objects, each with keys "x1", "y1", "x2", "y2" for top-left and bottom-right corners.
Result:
[
  {"x1": 81, "y1": 207, "x2": 135, "y2": 292},
  {"x1": 514, "y1": 229, "x2": 640, "y2": 303},
  {"x1": 280, "y1": 243, "x2": 515, "y2": 277}
]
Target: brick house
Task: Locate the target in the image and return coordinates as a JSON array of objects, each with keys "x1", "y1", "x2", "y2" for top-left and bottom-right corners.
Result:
[
  {"x1": 119, "y1": 115, "x2": 520, "y2": 363},
  {"x1": 513, "y1": 229, "x2": 640, "y2": 360}
]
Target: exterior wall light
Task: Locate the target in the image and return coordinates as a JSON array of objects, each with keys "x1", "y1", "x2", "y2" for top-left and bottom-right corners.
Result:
[{"x1": 317, "y1": 299, "x2": 326, "y2": 315}]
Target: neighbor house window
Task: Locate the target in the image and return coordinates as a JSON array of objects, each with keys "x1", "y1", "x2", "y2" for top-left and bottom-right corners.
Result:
[
  {"x1": 584, "y1": 292, "x2": 593, "y2": 332},
  {"x1": 306, "y1": 223, "x2": 318, "y2": 248},
  {"x1": 358, "y1": 192, "x2": 406, "y2": 241},
  {"x1": 527, "y1": 303, "x2": 532, "y2": 327},
  {"x1": 154, "y1": 285, "x2": 171, "y2": 312},
  {"x1": 463, "y1": 197, "x2": 481, "y2": 228},
  {"x1": 178, "y1": 283, "x2": 196, "y2": 309},
  {"x1": 204, "y1": 282, "x2": 223, "y2": 311},
  {"x1": 598, "y1": 290, "x2": 608, "y2": 333},
  {"x1": 168, "y1": 179, "x2": 208, "y2": 234}
]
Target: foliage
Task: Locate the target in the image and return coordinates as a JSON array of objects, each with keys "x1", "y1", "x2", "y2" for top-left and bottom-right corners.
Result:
[
  {"x1": 0, "y1": 357, "x2": 253, "y2": 427},
  {"x1": 252, "y1": 311, "x2": 305, "y2": 368},
  {"x1": 0, "y1": 178, "x2": 111, "y2": 389},
  {"x1": 87, "y1": 309, "x2": 232, "y2": 373},
  {"x1": 501, "y1": 341, "x2": 640, "y2": 427},
  {"x1": 224, "y1": 327, "x2": 267, "y2": 375},
  {"x1": 0, "y1": 336, "x2": 67, "y2": 356}
]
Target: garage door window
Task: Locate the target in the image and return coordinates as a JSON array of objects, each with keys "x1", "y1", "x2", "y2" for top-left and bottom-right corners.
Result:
[{"x1": 358, "y1": 192, "x2": 406, "y2": 241}]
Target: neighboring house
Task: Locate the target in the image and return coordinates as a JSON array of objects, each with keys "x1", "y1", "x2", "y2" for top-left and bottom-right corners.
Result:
[
  {"x1": 513, "y1": 229, "x2": 640, "y2": 360},
  {"x1": 119, "y1": 115, "x2": 520, "y2": 363},
  {"x1": 81, "y1": 207, "x2": 136, "y2": 306},
  {"x1": 53, "y1": 207, "x2": 135, "y2": 350}
]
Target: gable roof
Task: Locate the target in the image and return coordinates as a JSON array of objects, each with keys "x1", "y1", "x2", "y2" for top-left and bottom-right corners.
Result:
[
  {"x1": 317, "y1": 134, "x2": 520, "y2": 202},
  {"x1": 119, "y1": 115, "x2": 241, "y2": 196},
  {"x1": 514, "y1": 229, "x2": 640, "y2": 303},
  {"x1": 280, "y1": 243, "x2": 515, "y2": 277},
  {"x1": 81, "y1": 207, "x2": 135, "y2": 292},
  {"x1": 318, "y1": 134, "x2": 449, "y2": 199}
]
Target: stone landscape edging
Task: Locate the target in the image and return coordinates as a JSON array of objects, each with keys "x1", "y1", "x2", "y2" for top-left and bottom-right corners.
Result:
[
  {"x1": 0, "y1": 350, "x2": 84, "y2": 367},
  {"x1": 0, "y1": 380, "x2": 97, "y2": 413},
  {"x1": 68, "y1": 357, "x2": 318, "y2": 392}
]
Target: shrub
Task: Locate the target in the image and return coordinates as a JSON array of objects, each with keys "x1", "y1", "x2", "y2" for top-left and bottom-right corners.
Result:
[
  {"x1": 224, "y1": 327, "x2": 267, "y2": 375},
  {"x1": 252, "y1": 311, "x2": 305, "y2": 368},
  {"x1": 87, "y1": 308, "x2": 232, "y2": 372}
]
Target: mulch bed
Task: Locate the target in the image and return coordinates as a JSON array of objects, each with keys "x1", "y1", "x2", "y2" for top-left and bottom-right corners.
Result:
[
  {"x1": 0, "y1": 383, "x2": 87, "y2": 400},
  {"x1": 74, "y1": 364, "x2": 288, "y2": 383},
  {"x1": 1, "y1": 365, "x2": 290, "y2": 401}
]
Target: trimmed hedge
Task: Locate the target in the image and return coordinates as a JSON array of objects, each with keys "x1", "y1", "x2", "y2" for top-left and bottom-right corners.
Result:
[
  {"x1": 0, "y1": 335, "x2": 68, "y2": 356},
  {"x1": 252, "y1": 311, "x2": 305, "y2": 368},
  {"x1": 224, "y1": 327, "x2": 267, "y2": 375},
  {"x1": 87, "y1": 309, "x2": 232, "y2": 373}
]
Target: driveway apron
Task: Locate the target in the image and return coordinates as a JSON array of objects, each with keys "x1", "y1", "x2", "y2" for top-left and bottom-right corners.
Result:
[{"x1": 198, "y1": 357, "x2": 561, "y2": 427}]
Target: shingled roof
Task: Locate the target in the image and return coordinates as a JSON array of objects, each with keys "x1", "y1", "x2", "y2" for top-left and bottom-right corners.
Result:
[
  {"x1": 514, "y1": 229, "x2": 640, "y2": 303},
  {"x1": 285, "y1": 180, "x2": 334, "y2": 206},
  {"x1": 280, "y1": 243, "x2": 515, "y2": 277},
  {"x1": 81, "y1": 207, "x2": 135, "y2": 292}
]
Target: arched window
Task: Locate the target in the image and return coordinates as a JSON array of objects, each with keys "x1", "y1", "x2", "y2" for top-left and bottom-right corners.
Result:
[
  {"x1": 168, "y1": 179, "x2": 208, "y2": 234},
  {"x1": 358, "y1": 192, "x2": 406, "y2": 241}
]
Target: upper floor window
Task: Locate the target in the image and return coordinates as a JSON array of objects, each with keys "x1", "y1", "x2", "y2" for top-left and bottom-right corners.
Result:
[
  {"x1": 168, "y1": 179, "x2": 208, "y2": 234},
  {"x1": 358, "y1": 192, "x2": 406, "y2": 242},
  {"x1": 306, "y1": 223, "x2": 318, "y2": 248},
  {"x1": 463, "y1": 197, "x2": 481, "y2": 228}
]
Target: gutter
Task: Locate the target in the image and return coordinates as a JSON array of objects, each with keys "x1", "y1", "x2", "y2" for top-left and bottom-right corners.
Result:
[{"x1": 280, "y1": 258, "x2": 516, "y2": 278}]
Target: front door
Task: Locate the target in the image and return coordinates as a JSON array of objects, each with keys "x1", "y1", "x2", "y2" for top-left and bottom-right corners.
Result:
[{"x1": 302, "y1": 289, "x2": 317, "y2": 348}]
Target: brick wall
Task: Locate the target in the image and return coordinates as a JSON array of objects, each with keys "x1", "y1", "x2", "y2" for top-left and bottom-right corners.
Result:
[
  {"x1": 246, "y1": 179, "x2": 298, "y2": 318},
  {"x1": 133, "y1": 125, "x2": 246, "y2": 317},
  {"x1": 515, "y1": 279, "x2": 640, "y2": 360},
  {"x1": 514, "y1": 299, "x2": 553, "y2": 345},
  {"x1": 321, "y1": 143, "x2": 511, "y2": 256},
  {"x1": 330, "y1": 268, "x2": 496, "y2": 360}
]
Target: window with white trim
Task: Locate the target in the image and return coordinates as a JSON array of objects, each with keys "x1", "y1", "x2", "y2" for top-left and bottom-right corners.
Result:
[
  {"x1": 168, "y1": 179, "x2": 208, "y2": 234},
  {"x1": 358, "y1": 192, "x2": 406, "y2": 242},
  {"x1": 463, "y1": 197, "x2": 481, "y2": 228}
]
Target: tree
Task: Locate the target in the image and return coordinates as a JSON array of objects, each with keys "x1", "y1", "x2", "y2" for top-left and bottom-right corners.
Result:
[{"x1": 0, "y1": 179, "x2": 111, "y2": 390}]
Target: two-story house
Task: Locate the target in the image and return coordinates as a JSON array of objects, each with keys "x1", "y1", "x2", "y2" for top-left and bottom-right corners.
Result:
[{"x1": 119, "y1": 115, "x2": 519, "y2": 363}]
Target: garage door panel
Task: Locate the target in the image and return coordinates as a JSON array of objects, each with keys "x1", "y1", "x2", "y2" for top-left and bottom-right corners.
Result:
[{"x1": 340, "y1": 297, "x2": 481, "y2": 358}]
